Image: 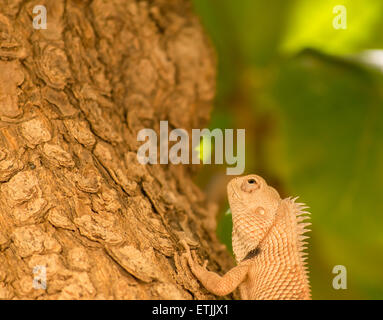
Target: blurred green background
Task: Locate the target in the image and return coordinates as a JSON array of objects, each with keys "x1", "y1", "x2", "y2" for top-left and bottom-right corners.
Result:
[{"x1": 192, "y1": 0, "x2": 383, "y2": 299}]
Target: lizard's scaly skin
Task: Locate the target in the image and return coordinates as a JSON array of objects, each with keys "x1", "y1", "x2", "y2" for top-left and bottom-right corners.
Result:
[{"x1": 182, "y1": 174, "x2": 311, "y2": 300}]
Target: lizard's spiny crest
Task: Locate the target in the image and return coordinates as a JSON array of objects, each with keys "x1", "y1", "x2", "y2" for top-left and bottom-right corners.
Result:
[{"x1": 287, "y1": 196, "x2": 311, "y2": 295}]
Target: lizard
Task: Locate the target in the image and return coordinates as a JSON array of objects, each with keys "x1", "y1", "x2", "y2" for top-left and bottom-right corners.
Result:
[{"x1": 181, "y1": 174, "x2": 311, "y2": 300}]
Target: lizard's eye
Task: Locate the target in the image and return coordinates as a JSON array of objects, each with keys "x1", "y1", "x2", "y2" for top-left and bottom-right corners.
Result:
[{"x1": 241, "y1": 178, "x2": 260, "y2": 193}]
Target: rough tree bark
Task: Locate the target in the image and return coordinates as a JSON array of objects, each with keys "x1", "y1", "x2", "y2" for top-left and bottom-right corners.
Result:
[{"x1": 0, "y1": 0, "x2": 235, "y2": 299}]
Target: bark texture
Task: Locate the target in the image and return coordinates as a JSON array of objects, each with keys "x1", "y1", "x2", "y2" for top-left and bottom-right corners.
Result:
[{"x1": 0, "y1": 0, "x2": 235, "y2": 299}]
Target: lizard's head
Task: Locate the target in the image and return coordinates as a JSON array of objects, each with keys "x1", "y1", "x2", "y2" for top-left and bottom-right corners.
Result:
[
  {"x1": 227, "y1": 174, "x2": 282, "y2": 261},
  {"x1": 227, "y1": 174, "x2": 281, "y2": 214}
]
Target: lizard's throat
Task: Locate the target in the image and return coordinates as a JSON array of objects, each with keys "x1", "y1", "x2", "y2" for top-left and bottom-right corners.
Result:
[{"x1": 231, "y1": 215, "x2": 270, "y2": 263}]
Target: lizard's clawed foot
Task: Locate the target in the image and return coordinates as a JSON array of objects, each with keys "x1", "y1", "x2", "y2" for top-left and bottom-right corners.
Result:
[{"x1": 180, "y1": 240, "x2": 208, "y2": 274}]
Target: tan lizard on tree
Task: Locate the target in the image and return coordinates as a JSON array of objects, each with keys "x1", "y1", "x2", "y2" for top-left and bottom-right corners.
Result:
[{"x1": 181, "y1": 174, "x2": 311, "y2": 300}]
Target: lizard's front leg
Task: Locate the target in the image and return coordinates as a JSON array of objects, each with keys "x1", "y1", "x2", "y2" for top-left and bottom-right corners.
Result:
[{"x1": 180, "y1": 240, "x2": 249, "y2": 296}]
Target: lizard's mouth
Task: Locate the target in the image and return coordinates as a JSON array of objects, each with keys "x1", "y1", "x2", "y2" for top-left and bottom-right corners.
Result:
[
  {"x1": 227, "y1": 177, "x2": 243, "y2": 203},
  {"x1": 229, "y1": 186, "x2": 241, "y2": 202}
]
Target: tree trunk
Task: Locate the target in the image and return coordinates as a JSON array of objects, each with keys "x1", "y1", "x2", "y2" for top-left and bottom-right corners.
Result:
[{"x1": 0, "y1": 0, "x2": 235, "y2": 299}]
